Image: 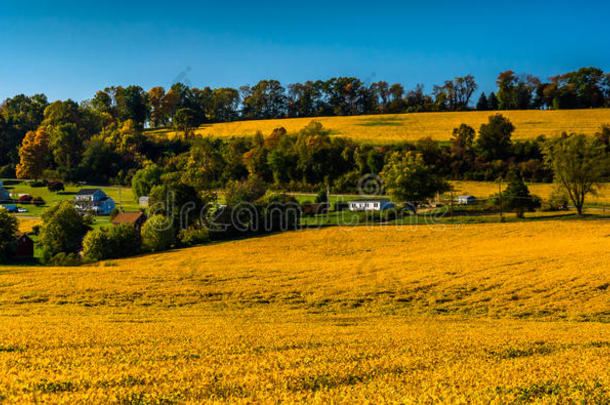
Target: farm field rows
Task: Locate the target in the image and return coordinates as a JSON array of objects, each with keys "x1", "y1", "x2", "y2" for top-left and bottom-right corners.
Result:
[
  {"x1": 147, "y1": 108, "x2": 610, "y2": 144},
  {"x1": 0, "y1": 220, "x2": 609, "y2": 402}
]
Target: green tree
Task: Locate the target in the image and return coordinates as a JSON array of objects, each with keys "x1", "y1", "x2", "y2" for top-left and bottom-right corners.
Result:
[
  {"x1": 476, "y1": 92, "x2": 488, "y2": 110},
  {"x1": 141, "y1": 215, "x2": 175, "y2": 252},
  {"x1": 173, "y1": 107, "x2": 197, "y2": 139},
  {"x1": 450, "y1": 124, "x2": 475, "y2": 158},
  {"x1": 381, "y1": 152, "x2": 449, "y2": 211},
  {"x1": 148, "y1": 182, "x2": 210, "y2": 232},
  {"x1": 542, "y1": 134, "x2": 609, "y2": 215},
  {"x1": 224, "y1": 176, "x2": 267, "y2": 207},
  {"x1": 132, "y1": 164, "x2": 164, "y2": 199},
  {"x1": 0, "y1": 94, "x2": 48, "y2": 166},
  {"x1": 475, "y1": 114, "x2": 514, "y2": 161},
  {"x1": 488, "y1": 92, "x2": 499, "y2": 110},
  {"x1": 366, "y1": 149, "x2": 385, "y2": 174},
  {"x1": 50, "y1": 123, "x2": 82, "y2": 180},
  {"x1": 315, "y1": 190, "x2": 328, "y2": 204},
  {"x1": 40, "y1": 201, "x2": 90, "y2": 262},
  {"x1": 0, "y1": 208, "x2": 18, "y2": 263},
  {"x1": 83, "y1": 224, "x2": 141, "y2": 261},
  {"x1": 107, "y1": 224, "x2": 141, "y2": 258},
  {"x1": 82, "y1": 228, "x2": 111, "y2": 261},
  {"x1": 503, "y1": 166, "x2": 540, "y2": 218},
  {"x1": 113, "y1": 85, "x2": 149, "y2": 127}
]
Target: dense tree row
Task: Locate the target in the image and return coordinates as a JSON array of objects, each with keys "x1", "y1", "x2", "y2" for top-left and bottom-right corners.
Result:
[{"x1": 2, "y1": 67, "x2": 610, "y2": 174}]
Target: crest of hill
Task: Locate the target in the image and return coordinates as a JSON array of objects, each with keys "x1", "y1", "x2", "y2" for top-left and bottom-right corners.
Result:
[{"x1": 147, "y1": 108, "x2": 610, "y2": 144}]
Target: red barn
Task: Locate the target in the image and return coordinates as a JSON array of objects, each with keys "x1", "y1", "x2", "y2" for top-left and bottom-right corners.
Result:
[{"x1": 15, "y1": 234, "x2": 34, "y2": 259}]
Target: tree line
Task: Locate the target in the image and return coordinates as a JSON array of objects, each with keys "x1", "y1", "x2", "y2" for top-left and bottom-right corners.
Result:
[
  {"x1": 8, "y1": 92, "x2": 610, "y2": 194},
  {"x1": 2, "y1": 66, "x2": 610, "y2": 171}
]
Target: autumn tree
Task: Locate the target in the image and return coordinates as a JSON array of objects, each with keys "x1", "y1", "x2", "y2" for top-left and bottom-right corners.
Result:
[
  {"x1": 148, "y1": 87, "x2": 166, "y2": 127},
  {"x1": 16, "y1": 128, "x2": 50, "y2": 180}
]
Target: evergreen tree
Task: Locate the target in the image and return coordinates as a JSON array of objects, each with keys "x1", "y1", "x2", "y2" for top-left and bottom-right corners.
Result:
[
  {"x1": 503, "y1": 166, "x2": 539, "y2": 218},
  {"x1": 476, "y1": 92, "x2": 488, "y2": 110},
  {"x1": 488, "y1": 92, "x2": 499, "y2": 110}
]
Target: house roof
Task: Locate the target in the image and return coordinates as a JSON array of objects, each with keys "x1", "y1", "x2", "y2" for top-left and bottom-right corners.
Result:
[
  {"x1": 76, "y1": 188, "x2": 103, "y2": 196},
  {"x1": 349, "y1": 198, "x2": 391, "y2": 203},
  {"x1": 112, "y1": 212, "x2": 146, "y2": 225}
]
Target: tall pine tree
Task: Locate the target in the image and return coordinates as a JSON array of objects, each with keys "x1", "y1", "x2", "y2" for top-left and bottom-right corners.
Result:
[
  {"x1": 488, "y1": 92, "x2": 499, "y2": 110},
  {"x1": 503, "y1": 166, "x2": 539, "y2": 218},
  {"x1": 476, "y1": 92, "x2": 488, "y2": 110}
]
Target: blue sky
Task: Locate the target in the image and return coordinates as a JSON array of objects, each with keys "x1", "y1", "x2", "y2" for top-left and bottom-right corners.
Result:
[{"x1": 1, "y1": 0, "x2": 609, "y2": 102}]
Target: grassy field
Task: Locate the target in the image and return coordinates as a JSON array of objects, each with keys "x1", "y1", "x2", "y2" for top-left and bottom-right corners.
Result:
[
  {"x1": 1, "y1": 179, "x2": 138, "y2": 218},
  {"x1": 148, "y1": 108, "x2": 610, "y2": 144},
  {"x1": 0, "y1": 220, "x2": 608, "y2": 402}
]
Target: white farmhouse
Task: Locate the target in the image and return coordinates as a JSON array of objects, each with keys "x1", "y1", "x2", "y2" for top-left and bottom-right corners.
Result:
[
  {"x1": 457, "y1": 195, "x2": 476, "y2": 205},
  {"x1": 348, "y1": 198, "x2": 394, "y2": 211},
  {"x1": 74, "y1": 189, "x2": 116, "y2": 215}
]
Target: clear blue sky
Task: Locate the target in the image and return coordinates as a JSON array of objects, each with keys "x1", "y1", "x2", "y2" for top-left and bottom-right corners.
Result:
[{"x1": 1, "y1": 0, "x2": 609, "y2": 102}]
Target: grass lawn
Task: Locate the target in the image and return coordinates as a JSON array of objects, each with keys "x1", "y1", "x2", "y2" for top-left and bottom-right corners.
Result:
[{"x1": 1, "y1": 179, "x2": 140, "y2": 218}]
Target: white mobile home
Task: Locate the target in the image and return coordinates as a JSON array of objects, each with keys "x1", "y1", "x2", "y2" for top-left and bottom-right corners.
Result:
[{"x1": 348, "y1": 199, "x2": 394, "y2": 211}]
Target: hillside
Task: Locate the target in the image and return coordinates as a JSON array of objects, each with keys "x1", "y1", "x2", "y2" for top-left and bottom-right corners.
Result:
[
  {"x1": 148, "y1": 108, "x2": 610, "y2": 144},
  {"x1": 0, "y1": 221, "x2": 608, "y2": 402},
  {"x1": 2, "y1": 220, "x2": 608, "y2": 319}
]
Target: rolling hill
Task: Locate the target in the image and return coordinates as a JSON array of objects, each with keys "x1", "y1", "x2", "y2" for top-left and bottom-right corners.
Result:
[{"x1": 148, "y1": 108, "x2": 610, "y2": 144}]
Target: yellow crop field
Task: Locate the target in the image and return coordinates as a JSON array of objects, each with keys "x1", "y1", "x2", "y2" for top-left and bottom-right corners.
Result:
[
  {"x1": 450, "y1": 181, "x2": 610, "y2": 204},
  {"x1": 149, "y1": 108, "x2": 610, "y2": 143},
  {"x1": 17, "y1": 217, "x2": 41, "y2": 233},
  {"x1": 0, "y1": 220, "x2": 609, "y2": 402}
]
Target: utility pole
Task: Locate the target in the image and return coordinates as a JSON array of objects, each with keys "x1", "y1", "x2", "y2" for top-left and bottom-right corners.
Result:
[
  {"x1": 498, "y1": 178, "x2": 503, "y2": 221},
  {"x1": 118, "y1": 184, "x2": 123, "y2": 212},
  {"x1": 450, "y1": 190, "x2": 454, "y2": 218}
]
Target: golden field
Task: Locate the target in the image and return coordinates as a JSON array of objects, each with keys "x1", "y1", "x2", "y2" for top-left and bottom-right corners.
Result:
[
  {"x1": 17, "y1": 217, "x2": 42, "y2": 233},
  {"x1": 149, "y1": 109, "x2": 610, "y2": 143},
  {"x1": 450, "y1": 181, "x2": 610, "y2": 204},
  {"x1": 0, "y1": 220, "x2": 609, "y2": 403}
]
